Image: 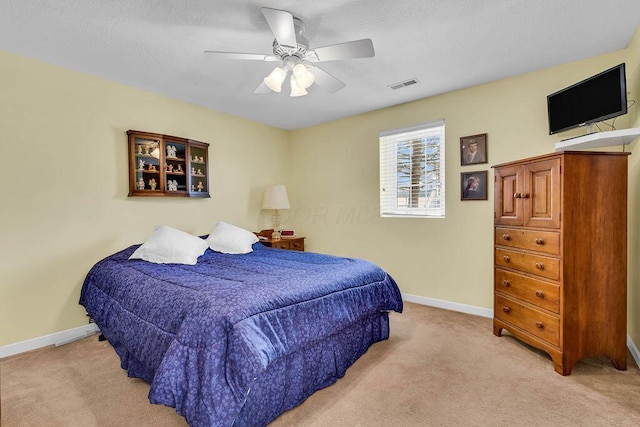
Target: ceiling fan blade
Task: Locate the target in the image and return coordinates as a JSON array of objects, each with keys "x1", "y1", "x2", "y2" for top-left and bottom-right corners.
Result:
[
  {"x1": 310, "y1": 66, "x2": 346, "y2": 94},
  {"x1": 253, "y1": 81, "x2": 272, "y2": 94},
  {"x1": 261, "y1": 8, "x2": 297, "y2": 47},
  {"x1": 312, "y1": 39, "x2": 375, "y2": 62},
  {"x1": 204, "y1": 51, "x2": 280, "y2": 61}
]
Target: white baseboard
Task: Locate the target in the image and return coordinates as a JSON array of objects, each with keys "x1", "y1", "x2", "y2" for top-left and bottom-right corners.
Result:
[
  {"x1": 628, "y1": 336, "x2": 640, "y2": 368},
  {"x1": 402, "y1": 292, "x2": 493, "y2": 318},
  {"x1": 0, "y1": 323, "x2": 100, "y2": 359},
  {"x1": 403, "y1": 292, "x2": 640, "y2": 368}
]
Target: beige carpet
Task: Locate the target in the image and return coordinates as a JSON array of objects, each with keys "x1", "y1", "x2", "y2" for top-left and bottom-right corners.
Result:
[{"x1": 2, "y1": 302, "x2": 640, "y2": 426}]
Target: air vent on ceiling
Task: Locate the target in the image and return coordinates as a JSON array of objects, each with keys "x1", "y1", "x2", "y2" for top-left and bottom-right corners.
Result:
[{"x1": 388, "y1": 78, "x2": 420, "y2": 90}]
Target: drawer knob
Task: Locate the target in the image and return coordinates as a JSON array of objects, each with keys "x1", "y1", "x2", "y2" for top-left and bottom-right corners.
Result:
[
  {"x1": 503, "y1": 255, "x2": 510, "y2": 262},
  {"x1": 513, "y1": 192, "x2": 521, "y2": 199},
  {"x1": 535, "y1": 321, "x2": 544, "y2": 329},
  {"x1": 502, "y1": 279, "x2": 510, "y2": 287},
  {"x1": 535, "y1": 262, "x2": 544, "y2": 270},
  {"x1": 521, "y1": 193, "x2": 530, "y2": 199},
  {"x1": 502, "y1": 306, "x2": 511, "y2": 314},
  {"x1": 535, "y1": 238, "x2": 544, "y2": 245},
  {"x1": 502, "y1": 234, "x2": 511, "y2": 241},
  {"x1": 535, "y1": 290, "x2": 544, "y2": 298}
]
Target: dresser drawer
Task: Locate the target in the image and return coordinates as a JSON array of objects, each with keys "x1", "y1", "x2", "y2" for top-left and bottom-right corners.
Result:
[
  {"x1": 288, "y1": 239, "x2": 304, "y2": 251},
  {"x1": 495, "y1": 268, "x2": 559, "y2": 313},
  {"x1": 495, "y1": 227, "x2": 560, "y2": 255},
  {"x1": 263, "y1": 237, "x2": 305, "y2": 251},
  {"x1": 269, "y1": 240, "x2": 291, "y2": 250},
  {"x1": 495, "y1": 248, "x2": 560, "y2": 280},
  {"x1": 495, "y1": 294, "x2": 560, "y2": 346}
]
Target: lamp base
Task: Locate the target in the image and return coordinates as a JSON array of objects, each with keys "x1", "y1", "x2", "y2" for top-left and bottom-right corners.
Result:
[{"x1": 271, "y1": 230, "x2": 282, "y2": 241}]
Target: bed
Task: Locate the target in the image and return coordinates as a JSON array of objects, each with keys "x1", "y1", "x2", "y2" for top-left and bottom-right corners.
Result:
[{"x1": 79, "y1": 237, "x2": 403, "y2": 426}]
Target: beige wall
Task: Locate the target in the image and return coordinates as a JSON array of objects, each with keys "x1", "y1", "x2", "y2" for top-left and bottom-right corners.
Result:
[
  {"x1": 3, "y1": 26, "x2": 640, "y2": 349},
  {"x1": 625, "y1": 24, "x2": 640, "y2": 347},
  {"x1": 0, "y1": 51, "x2": 290, "y2": 346},
  {"x1": 289, "y1": 48, "x2": 635, "y2": 325}
]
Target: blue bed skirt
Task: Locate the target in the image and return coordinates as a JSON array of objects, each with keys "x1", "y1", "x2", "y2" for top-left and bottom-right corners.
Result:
[{"x1": 236, "y1": 311, "x2": 389, "y2": 426}]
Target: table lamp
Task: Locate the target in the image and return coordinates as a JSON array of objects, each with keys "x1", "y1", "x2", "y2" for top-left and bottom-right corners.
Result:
[{"x1": 262, "y1": 184, "x2": 290, "y2": 240}]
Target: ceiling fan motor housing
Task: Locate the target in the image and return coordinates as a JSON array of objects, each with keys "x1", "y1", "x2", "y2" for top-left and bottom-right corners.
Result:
[{"x1": 272, "y1": 18, "x2": 313, "y2": 61}]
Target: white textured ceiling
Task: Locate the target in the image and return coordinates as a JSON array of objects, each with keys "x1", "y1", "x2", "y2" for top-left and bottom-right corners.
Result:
[{"x1": 2, "y1": 0, "x2": 640, "y2": 130}]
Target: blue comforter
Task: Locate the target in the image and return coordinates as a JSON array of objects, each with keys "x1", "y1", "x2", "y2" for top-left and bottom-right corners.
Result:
[{"x1": 80, "y1": 243, "x2": 402, "y2": 426}]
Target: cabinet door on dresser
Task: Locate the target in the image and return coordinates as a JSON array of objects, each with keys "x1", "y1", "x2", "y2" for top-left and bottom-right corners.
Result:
[
  {"x1": 494, "y1": 164, "x2": 523, "y2": 226},
  {"x1": 522, "y1": 158, "x2": 560, "y2": 229}
]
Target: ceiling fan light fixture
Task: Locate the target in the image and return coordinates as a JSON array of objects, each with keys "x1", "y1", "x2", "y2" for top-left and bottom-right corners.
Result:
[
  {"x1": 264, "y1": 66, "x2": 287, "y2": 92},
  {"x1": 205, "y1": 8, "x2": 375, "y2": 97},
  {"x1": 290, "y1": 75, "x2": 308, "y2": 97},
  {"x1": 293, "y1": 63, "x2": 314, "y2": 89}
]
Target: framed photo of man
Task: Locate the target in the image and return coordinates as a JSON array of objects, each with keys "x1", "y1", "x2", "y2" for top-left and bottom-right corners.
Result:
[
  {"x1": 460, "y1": 133, "x2": 488, "y2": 166},
  {"x1": 461, "y1": 171, "x2": 488, "y2": 201}
]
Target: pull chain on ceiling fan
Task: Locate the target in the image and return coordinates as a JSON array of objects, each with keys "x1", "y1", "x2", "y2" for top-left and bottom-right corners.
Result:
[{"x1": 205, "y1": 7, "x2": 375, "y2": 97}]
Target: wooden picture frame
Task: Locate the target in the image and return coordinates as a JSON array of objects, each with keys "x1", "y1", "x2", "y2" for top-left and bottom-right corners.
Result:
[
  {"x1": 460, "y1": 133, "x2": 488, "y2": 165},
  {"x1": 461, "y1": 171, "x2": 488, "y2": 201}
]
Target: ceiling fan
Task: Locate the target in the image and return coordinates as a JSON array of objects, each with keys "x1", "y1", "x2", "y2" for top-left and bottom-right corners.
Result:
[{"x1": 204, "y1": 7, "x2": 375, "y2": 97}]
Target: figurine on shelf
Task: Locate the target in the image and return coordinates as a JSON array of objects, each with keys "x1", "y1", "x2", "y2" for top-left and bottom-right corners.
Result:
[
  {"x1": 196, "y1": 169, "x2": 202, "y2": 175},
  {"x1": 144, "y1": 145, "x2": 150, "y2": 155},
  {"x1": 197, "y1": 181, "x2": 204, "y2": 191},
  {"x1": 149, "y1": 164, "x2": 156, "y2": 171},
  {"x1": 191, "y1": 167, "x2": 196, "y2": 175},
  {"x1": 138, "y1": 159, "x2": 145, "y2": 170},
  {"x1": 149, "y1": 178, "x2": 157, "y2": 190},
  {"x1": 137, "y1": 177, "x2": 145, "y2": 190},
  {"x1": 191, "y1": 184, "x2": 195, "y2": 192},
  {"x1": 168, "y1": 180, "x2": 178, "y2": 191},
  {"x1": 137, "y1": 145, "x2": 143, "y2": 155},
  {"x1": 166, "y1": 164, "x2": 173, "y2": 172},
  {"x1": 166, "y1": 145, "x2": 177, "y2": 158},
  {"x1": 192, "y1": 156, "x2": 197, "y2": 162},
  {"x1": 176, "y1": 164, "x2": 183, "y2": 173},
  {"x1": 199, "y1": 156, "x2": 204, "y2": 162}
]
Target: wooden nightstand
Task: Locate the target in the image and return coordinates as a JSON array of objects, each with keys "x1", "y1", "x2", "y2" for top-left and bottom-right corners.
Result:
[{"x1": 255, "y1": 230, "x2": 305, "y2": 251}]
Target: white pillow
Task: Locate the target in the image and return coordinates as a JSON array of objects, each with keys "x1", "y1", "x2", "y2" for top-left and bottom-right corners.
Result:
[
  {"x1": 206, "y1": 221, "x2": 258, "y2": 254},
  {"x1": 129, "y1": 225, "x2": 208, "y2": 265}
]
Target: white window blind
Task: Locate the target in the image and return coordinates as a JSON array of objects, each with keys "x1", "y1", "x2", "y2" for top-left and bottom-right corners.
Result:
[{"x1": 379, "y1": 120, "x2": 445, "y2": 218}]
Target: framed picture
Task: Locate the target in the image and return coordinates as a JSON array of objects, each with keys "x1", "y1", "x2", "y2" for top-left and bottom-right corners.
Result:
[
  {"x1": 461, "y1": 171, "x2": 488, "y2": 201},
  {"x1": 460, "y1": 133, "x2": 488, "y2": 165}
]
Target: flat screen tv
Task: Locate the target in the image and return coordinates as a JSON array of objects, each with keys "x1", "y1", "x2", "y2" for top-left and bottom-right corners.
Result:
[{"x1": 547, "y1": 63, "x2": 627, "y2": 135}]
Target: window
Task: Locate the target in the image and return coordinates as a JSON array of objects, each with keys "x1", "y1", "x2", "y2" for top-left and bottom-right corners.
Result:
[{"x1": 379, "y1": 120, "x2": 445, "y2": 218}]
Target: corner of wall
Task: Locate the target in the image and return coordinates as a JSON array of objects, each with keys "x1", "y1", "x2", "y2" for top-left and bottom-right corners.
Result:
[{"x1": 624, "y1": 22, "x2": 640, "y2": 359}]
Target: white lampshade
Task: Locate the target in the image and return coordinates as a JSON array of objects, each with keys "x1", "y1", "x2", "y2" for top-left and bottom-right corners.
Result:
[
  {"x1": 262, "y1": 185, "x2": 290, "y2": 210},
  {"x1": 264, "y1": 66, "x2": 287, "y2": 92},
  {"x1": 292, "y1": 63, "x2": 314, "y2": 89},
  {"x1": 290, "y1": 75, "x2": 308, "y2": 97}
]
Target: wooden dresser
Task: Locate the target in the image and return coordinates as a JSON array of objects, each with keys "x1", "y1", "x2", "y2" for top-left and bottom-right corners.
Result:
[{"x1": 492, "y1": 151, "x2": 628, "y2": 375}]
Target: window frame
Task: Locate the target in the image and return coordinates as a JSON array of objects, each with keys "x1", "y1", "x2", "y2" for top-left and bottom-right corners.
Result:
[{"x1": 379, "y1": 120, "x2": 446, "y2": 218}]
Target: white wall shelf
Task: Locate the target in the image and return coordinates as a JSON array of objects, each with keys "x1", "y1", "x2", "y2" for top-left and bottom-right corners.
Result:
[{"x1": 555, "y1": 128, "x2": 640, "y2": 151}]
